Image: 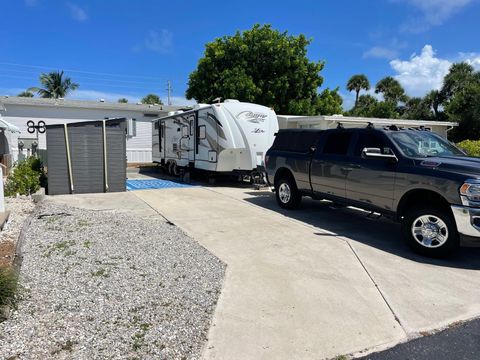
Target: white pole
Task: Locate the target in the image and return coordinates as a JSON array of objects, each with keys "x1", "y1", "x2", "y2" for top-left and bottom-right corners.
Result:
[{"x1": 0, "y1": 166, "x2": 5, "y2": 213}]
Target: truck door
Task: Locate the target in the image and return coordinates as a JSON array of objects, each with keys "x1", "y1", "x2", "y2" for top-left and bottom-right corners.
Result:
[
  {"x1": 310, "y1": 130, "x2": 353, "y2": 202},
  {"x1": 345, "y1": 130, "x2": 396, "y2": 212}
]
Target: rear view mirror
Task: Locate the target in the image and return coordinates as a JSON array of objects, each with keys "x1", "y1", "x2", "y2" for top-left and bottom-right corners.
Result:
[{"x1": 362, "y1": 147, "x2": 398, "y2": 161}]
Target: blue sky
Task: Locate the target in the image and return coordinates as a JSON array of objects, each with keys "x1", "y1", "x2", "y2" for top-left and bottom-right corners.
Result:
[{"x1": 1, "y1": 0, "x2": 479, "y2": 109}]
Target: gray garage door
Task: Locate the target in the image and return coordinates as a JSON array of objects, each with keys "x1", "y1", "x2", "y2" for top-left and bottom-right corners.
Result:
[{"x1": 46, "y1": 118, "x2": 126, "y2": 195}]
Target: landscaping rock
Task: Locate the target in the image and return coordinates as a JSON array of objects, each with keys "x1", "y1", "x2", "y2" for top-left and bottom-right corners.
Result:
[{"x1": 0, "y1": 201, "x2": 225, "y2": 359}]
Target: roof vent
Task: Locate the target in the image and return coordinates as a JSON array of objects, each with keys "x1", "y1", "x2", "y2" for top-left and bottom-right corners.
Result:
[
  {"x1": 136, "y1": 102, "x2": 142, "y2": 105},
  {"x1": 99, "y1": 99, "x2": 105, "y2": 102},
  {"x1": 224, "y1": 99, "x2": 239, "y2": 103}
]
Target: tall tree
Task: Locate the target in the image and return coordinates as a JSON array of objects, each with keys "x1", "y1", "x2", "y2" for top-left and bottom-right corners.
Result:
[
  {"x1": 375, "y1": 76, "x2": 408, "y2": 105},
  {"x1": 352, "y1": 94, "x2": 378, "y2": 117},
  {"x1": 17, "y1": 90, "x2": 34, "y2": 97},
  {"x1": 401, "y1": 97, "x2": 433, "y2": 120},
  {"x1": 441, "y1": 62, "x2": 478, "y2": 101},
  {"x1": 424, "y1": 90, "x2": 442, "y2": 120},
  {"x1": 316, "y1": 88, "x2": 343, "y2": 115},
  {"x1": 29, "y1": 70, "x2": 79, "y2": 98},
  {"x1": 186, "y1": 24, "x2": 326, "y2": 115},
  {"x1": 118, "y1": 98, "x2": 128, "y2": 103},
  {"x1": 346, "y1": 74, "x2": 370, "y2": 108},
  {"x1": 141, "y1": 94, "x2": 163, "y2": 105}
]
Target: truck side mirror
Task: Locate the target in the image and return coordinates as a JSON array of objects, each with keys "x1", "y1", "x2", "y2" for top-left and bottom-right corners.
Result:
[{"x1": 362, "y1": 147, "x2": 398, "y2": 161}]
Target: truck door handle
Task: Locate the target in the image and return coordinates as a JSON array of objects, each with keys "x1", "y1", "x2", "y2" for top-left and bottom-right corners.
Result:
[
  {"x1": 341, "y1": 167, "x2": 353, "y2": 172},
  {"x1": 348, "y1": 164, "x2": 361, "y2": 169}
]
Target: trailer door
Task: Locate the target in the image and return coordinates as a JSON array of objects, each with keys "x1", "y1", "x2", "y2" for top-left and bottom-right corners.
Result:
[{"x1": 196, "y1": 108, "x2": 218, "y2": 170}]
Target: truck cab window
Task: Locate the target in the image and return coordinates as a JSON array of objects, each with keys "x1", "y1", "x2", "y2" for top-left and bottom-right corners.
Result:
[
  {"x1": 322, "y1": 132, "x2": 352, "y2": 155},
  {"x1": 354, "y1": 132, "x2": 391, "y2": 156}
]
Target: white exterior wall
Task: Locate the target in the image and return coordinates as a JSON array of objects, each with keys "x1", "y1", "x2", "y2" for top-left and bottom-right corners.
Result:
[{"x1": 1, "y1": 104, "x2": 165, "y2": 163}]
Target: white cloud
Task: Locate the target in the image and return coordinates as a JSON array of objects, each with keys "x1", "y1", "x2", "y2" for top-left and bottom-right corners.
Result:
[
  {"x1": 67, "y1": 2, "x2": 88, "y2": 22},
  {"x1": 144, "y1": 30, "x2": 173, "y2": 54},
  {"x1": 363, "y1": 47, "x2": 399, "y2": 60},
  {"x1": 389, "y1": 44, "x2": 480, "y2": 97},
  {"x1": 395, "y1": 0, "x2": 473, "y2": 32}
]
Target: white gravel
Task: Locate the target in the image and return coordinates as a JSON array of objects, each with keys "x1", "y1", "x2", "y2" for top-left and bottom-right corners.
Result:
[{"x1": 0, "y1": 200, "x2": 225, "y2": 359}]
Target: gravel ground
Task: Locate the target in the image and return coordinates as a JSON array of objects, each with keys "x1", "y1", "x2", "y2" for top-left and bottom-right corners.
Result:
[
  {"x1": 0, "y1": 200, "x2": 226, "y2": 359},
  {"x1": 0, "y1": 197, "x2": 36, "y2": 268}
]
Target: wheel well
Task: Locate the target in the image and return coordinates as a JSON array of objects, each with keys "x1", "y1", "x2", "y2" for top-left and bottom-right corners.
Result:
[
  {"x1": 274, "y1": 167, "x2": 294, "y2": 187},
  {"x1": 397, "y1": 189, "x2": 451, "y2": 220}
]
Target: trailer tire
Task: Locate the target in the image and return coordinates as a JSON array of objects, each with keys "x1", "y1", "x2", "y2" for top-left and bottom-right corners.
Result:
[
  {"x1": 275, "y1": 176, "x2": 301, "y2": 209},
  {"x1": 167, "y1": 161, "x2": 174, "y2": 176},
  {"x1": 172, "y1": 163, "x2": 180, "y2": 177}
]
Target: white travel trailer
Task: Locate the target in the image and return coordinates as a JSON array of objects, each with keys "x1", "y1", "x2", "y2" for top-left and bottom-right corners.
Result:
[{"x1": 152, "y1": 100, "x2": 278, "y2": 176}]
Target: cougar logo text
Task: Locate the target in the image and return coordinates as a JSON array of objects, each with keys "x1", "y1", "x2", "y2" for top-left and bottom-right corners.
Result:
[{"x1": 236, "y1": 111, "x2": 268, "y2": 123}]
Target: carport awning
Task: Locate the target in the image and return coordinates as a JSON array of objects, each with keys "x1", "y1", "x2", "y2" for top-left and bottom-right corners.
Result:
[{"x1": 0, "y1": 118, "x2": 20, "y2": 133}]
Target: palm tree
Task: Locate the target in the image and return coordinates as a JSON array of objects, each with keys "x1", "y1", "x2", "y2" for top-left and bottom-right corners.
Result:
[
  {"x1": 17, "y1": 90, "x2": 34, "y2": 97},
  {"x1": 29, "y1": 70, "x2": 79, "y2": 98},
  {"x1": 375, "y1": 76, "x2": 408, "y2": 105},
  {"x1": 346, "y1": 74, "x2": 370, "y2": 108},
  {"x1": 141, "y1": 93, "x2": 163, "y2": 105},
  {"x1": 424, "y1": 90, "x2": 442, "y2": 120},
  {"x1": 441, "y1": 62, "x2": 477, "y2": 100}
]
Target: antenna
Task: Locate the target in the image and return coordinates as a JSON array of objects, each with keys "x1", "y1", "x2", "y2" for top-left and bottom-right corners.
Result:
[{"x1": 166, "y1": 80, "x2": 172, "y2": 106}]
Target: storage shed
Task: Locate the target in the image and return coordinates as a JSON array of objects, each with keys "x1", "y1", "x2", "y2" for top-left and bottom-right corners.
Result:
[{"x1": 46, "y1": 118, "x2": 126, "y2": 195}]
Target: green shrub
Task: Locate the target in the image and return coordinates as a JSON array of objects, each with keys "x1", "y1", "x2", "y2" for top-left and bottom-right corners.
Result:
[
  {"x1": 0, "y1": 268, "x2": 18, "y2": 310},
  {"x1": 457, "y1": 140, "x2": 480, "y2": 157},
  {"x1": 4, "y1": 157, "x2": 44, "y2": 196}
]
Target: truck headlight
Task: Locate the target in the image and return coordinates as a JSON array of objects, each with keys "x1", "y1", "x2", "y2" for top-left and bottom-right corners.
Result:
[{"x1": 460, "y1": 180, "x2": 480, "y2": 207}]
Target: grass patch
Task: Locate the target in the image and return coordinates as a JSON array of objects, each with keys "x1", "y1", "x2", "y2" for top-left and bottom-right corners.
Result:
[
  {"x1": 91, "y1": 268, "x2": 109, "y2": 278},
  {"x1": 0, "y1": 268, "x2": 18, "y2": 315}
]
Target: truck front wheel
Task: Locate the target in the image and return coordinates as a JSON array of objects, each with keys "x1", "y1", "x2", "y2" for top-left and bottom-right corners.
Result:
[
  {"x1": 402, "y1": 207, "x2": 459, "y2": 257},
  {"x1": 275, "y1": 176, "x2": 301, "y2": 210}
]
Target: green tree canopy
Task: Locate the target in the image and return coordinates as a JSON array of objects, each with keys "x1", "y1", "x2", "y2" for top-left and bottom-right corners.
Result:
[
  {"x1": 423, "y1": 90, "x2": 443, "y2": 120},
  {"x1": 186, "y1": 24, "x2": 329, "y2": 115},
  {"x1": 17, "y1": 90, "x2": 34, "y2": 97},
  {"x1": 118, "y1": 98, "x2": 128, "y2": 103},
  {"x1": 29, "y1": 70, "x2": 79, "y2": 98},
  {"x1": 401, "y1": 97, "x2": 433, "y2": 120},
  {"x1": 141, "y1": 94, "x2": 163, "y2": 105},
  {"x1": 346, "y1": 74, "x2": 370, "y2": 108},
  {"x1": 353, "y1": 94, "x2": 378, "y2": 117},
  {"x1": 316, "y1": 88, "x2": 343, "y2": 115},
  {"x1": 375, "y1": 76, "x2": 408, "y2": 105}
]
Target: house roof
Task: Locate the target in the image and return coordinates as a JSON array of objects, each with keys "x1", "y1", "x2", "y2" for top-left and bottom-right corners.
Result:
[
  {"x1": 278, "y1": 114, "x2": 458, "y2": 127},
  {"x1": 0, "y1": 96, "x2": 191, "y2": 114}
]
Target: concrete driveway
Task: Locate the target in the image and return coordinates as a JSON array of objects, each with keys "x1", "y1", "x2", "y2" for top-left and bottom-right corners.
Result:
[{"x1": 50, "y1": 184, "x2": 480, "y2": 359}]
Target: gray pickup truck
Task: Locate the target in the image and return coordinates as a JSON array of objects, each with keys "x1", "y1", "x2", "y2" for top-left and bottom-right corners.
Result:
[{"x1": 265, "y1": 126, "x2": 480, "y2": 257}]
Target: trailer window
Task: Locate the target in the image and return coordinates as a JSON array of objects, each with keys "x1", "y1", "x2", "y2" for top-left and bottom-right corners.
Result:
[
  {"x1": 198, "y1": 125, "x2": 206, "y2": 140},
  {"x1": 190, "y1": 119, "x2": 194, "y2": 135},
  {"x1": 182, "y1": 125, "x2": 189, "y2": 137}
]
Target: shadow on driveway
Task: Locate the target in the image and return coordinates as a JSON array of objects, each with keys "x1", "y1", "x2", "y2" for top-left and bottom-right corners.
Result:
[{"x1": 242, "y1": 190, "x2": 480, "y2": 271}]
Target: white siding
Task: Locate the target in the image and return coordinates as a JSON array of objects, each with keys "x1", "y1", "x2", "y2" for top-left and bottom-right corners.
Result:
[{"x1": 1, "y1": 104, "x2": 163, "y2": 163}]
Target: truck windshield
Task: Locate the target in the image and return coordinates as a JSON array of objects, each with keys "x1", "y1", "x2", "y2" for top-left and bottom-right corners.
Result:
[{"x1": 388, "y1": 131, "x2": 465, "y2": 158}]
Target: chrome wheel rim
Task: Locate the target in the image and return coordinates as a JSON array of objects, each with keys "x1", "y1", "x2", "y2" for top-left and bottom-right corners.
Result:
[
  {"x1": 411, "y1": 215, "x2": 449, "y2": 248},
  {"x1": 278, "y1": 183, "x2": 291, "y2": 204}
]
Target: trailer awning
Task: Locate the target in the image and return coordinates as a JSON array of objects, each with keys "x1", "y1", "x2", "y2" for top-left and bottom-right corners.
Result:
[{"x1": 0, "y1": 118, "x2": 20, "y2": 133}]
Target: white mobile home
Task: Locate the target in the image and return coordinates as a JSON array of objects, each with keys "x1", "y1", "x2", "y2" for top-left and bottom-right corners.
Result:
[
  {"x1": 0, "y1": 96, "x2": 186, "y2": 165},
  {"x1": 152, "y1": 100, "x2": 278, "y2": 175},
  {"x1": 277, "y1": 115, "x2": 458, "y2": 138}
]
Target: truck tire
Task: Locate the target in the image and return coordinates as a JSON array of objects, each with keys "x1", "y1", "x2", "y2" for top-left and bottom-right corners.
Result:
[
  {"x1": 275, "y1": 176, "x2": 301, "y2": 209},
  {"x1": 402, "y1": 207, "x2": 459, "y2": 257}
]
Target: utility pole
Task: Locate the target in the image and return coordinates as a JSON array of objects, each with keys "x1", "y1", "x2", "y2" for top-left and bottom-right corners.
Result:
[{"x1": 166, "y1": 80, "x2": 172, "y2": 106}]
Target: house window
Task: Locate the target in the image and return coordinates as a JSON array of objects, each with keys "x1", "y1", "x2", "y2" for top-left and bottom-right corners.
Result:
[
  {"x1": 198, "y1": 125, "x2": 206, "y2": 140},
  {"x1": 127, "y1": 118, "x2": 137, "y2": 137}
]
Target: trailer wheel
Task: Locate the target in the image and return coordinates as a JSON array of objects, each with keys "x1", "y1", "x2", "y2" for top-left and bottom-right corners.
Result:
[
  {"x1": 167, "y1": 161, "x2": 174, "y2": 176},
  {"x1": 172, "y1": 163, "x2": 180, "y2": 176}
]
